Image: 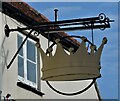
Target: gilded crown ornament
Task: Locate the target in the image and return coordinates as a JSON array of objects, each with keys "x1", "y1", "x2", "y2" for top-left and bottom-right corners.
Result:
[{"x1": 36, "y1": 36, "x2": 107, "y2": 81}]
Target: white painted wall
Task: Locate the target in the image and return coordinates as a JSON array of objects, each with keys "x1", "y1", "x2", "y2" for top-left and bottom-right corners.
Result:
[
  {"x1": 0, "y1": 7, "x2": 3, "y2": 100},
  {"x1": 0, "y1": 12, "x2": 99, "y2": 100},
  {"x1": 0, "y1": 12, "x2": 43, "y2": 99}
]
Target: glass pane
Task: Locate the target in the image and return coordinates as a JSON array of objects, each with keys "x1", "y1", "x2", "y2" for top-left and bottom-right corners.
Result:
[
  {"x1": 18, "y1": 56, "x2": 24, "y2": 77},
  {"x1": 27, "y1": 61, "x2": 36, "y2": 83},
  {"x1": 27, "y1": 40, "x2": 36, "y2": 62},
  {"x1": 17, "y1": 35, "x2": 23, "y2": 56}
]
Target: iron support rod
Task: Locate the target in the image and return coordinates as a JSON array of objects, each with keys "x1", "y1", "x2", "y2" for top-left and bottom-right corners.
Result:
[
  {"x1": 94, "y1": 81, "x2": 102, "y2": 101},
  {"x1": 10, "y1": 27, "x2": 32, "y2": 31},
  {"x1": 11, "y1": 19, "x2": 112, "y2": 31},
  {"x1": 44, "y1": 24, "x2": 110, "y2": 33},
  {"x1": 40, "y1": 16, "x2": 100, "y2": 25},
  {"x1": 7, "y1": 30, "x2": 33, "y2": 69},
  {"x1": 54, "y1": 9, "x2": 58, "y2": 22},
  {"x1": 54, "y1": 17, "x2": 100, "y2": 24},
  {"x1": 7, "y1": 18, "x2": 113, "y2": 33},
  {"x1": 91, "y1": 28, "x2": 94, "y2": 44},
  {"x1": 0, "y1": 91, "x2": 2, "y2": 101},
  {"x1": 8, "y1": 17, "x2": 101, "y2": 31},
  {"x1": 51, "y1": 20, "x2": 108, "y2": 27}
]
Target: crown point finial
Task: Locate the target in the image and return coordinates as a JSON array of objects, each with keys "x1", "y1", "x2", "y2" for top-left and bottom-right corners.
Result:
[
  {"x1": 102, "y1": 37, "x2": 107, "y2": 44},
  {"x1": 90, "y1": 45, "x2": 96, "y2": 50},
  {"x1": 35, "y1": 42, "x2": 41, "y2": 48},
  {"x1": 69, "y1": 47, "x2": 74, "y2": 53},
  {"x1": 54, "y1": 8, "x2": 58, "y2": 11},
  {"x1": 90, "y1": 45, "x2": 96, "y2": 54},
  {"x1": 55, "y1": 39, "x2": 60, "y2": 43},
  {"x1": 47, "y1": 47, "x2": 53, "y2": 53},
  {"x1": 81, "y1": 36, "x2": 87, "y2": 42}
]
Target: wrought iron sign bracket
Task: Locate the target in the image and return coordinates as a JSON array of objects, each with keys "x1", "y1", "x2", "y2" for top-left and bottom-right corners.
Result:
[
  {"x1": 5, "y1": 12, "x2": 113, "y2": 70},
  {"x1": 4, "y1": 13, "x2": 114, "y2": 38}
]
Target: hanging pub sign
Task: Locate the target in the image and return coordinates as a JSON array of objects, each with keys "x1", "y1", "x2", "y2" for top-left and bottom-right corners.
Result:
[{"x1": 36, "y1": 36, "x2": 107, "y2": 81}]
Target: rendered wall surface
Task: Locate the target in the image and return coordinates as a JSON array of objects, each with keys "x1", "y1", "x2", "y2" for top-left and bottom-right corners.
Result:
[
  {"x1": 0, "y1": 13, "x2": 43, "y2": 99},
  {"x1": 0, "y1": 3, "x2": 2, "y2": 100}
]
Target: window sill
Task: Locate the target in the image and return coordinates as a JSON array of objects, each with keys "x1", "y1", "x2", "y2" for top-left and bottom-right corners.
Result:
[{"x1": 17, "y1": 81, "x2": 45, "y2": 97}]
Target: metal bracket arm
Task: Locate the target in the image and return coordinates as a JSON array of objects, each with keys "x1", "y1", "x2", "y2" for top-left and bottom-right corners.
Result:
[{"x1": 4, "y1": 13, "x2": 114, "y2": 38}]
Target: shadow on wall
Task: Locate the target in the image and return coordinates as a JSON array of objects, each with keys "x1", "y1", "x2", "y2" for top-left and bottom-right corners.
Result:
[{"x1": 0, "y1": 35, "x2": 9, "y2": 75}]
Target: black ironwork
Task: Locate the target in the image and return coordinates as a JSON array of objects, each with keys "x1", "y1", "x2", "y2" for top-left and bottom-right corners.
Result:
[
  {"x1": 91, "y1": 28, "x2": 94, "y2": 44},
  {"x1": 54, "y1": 9, "x2": 58, "y2": 22},
  {"x1": 4, "y1": 13, "x2": 114, "y2": 38}
]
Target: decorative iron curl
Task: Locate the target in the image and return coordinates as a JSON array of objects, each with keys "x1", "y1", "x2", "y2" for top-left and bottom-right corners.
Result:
[
  {"x1": 98, "y1": 13, "x2": 111, "y2": 31},
  {"x1": 99, "y1": 13, "x2": 106, "y2": 21},
  {"x1": 34, "y1": 31, "x2": 39, "y2": 36}
]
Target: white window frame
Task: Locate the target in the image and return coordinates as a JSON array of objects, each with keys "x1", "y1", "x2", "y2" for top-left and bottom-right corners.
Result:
[{"x1": 18, "y1": 33, "x2": 38, "y2": 89}]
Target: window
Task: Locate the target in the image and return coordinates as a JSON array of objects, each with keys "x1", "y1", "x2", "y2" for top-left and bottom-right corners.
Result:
[{"x1": 17, "y1": 33, "x2": 39, "y2": 88}]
